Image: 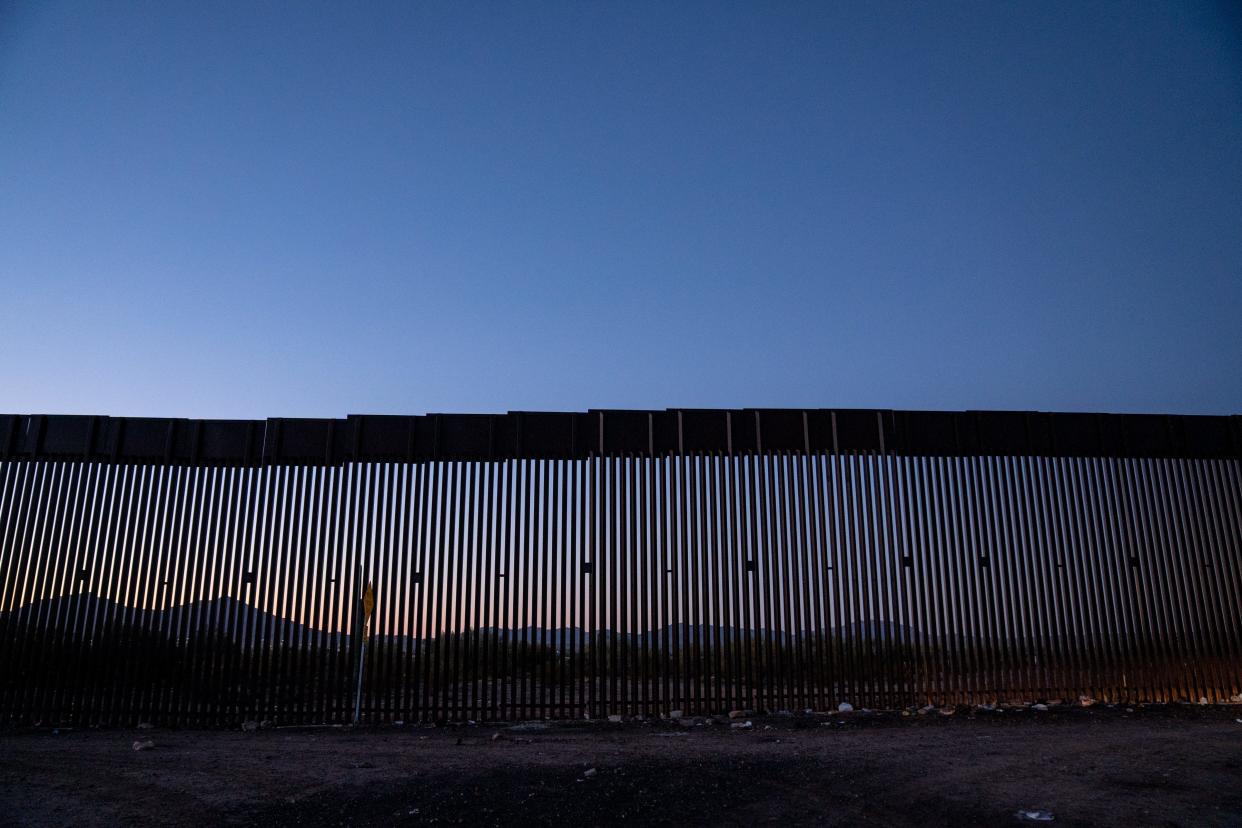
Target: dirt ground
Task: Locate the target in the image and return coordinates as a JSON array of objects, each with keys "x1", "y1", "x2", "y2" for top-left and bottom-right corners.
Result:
[{"x1": 2, "y1": 706, "x2": 1241, "y2": 827}]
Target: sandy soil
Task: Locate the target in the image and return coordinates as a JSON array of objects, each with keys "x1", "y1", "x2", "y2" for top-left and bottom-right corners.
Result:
[{"x1": 2, "y1": 706, "x2": 1241, "y2": 826}]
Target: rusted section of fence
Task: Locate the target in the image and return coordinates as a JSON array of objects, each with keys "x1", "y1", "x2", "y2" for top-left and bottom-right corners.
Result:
[{"x1": 1, "y1": 409, "x2": 1240, "y2": 726}]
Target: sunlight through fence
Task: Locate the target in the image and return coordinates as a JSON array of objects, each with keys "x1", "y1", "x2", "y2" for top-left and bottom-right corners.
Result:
[{"x1": 1, "y1": 409, "x2": 1240, "y2": 725}]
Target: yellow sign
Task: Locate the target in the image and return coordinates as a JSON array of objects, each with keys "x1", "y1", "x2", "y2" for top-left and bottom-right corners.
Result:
[{"x1": 362, "y1": 582, "x2": 375, "y2": 621}]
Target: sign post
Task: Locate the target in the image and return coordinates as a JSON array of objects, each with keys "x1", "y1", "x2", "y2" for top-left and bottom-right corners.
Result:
[{"x1": 353, "y1": 576, "x2": 375, "y2": 725}]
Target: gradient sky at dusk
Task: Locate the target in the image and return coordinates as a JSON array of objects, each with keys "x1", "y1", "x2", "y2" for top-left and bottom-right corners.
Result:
[{"x1": 2, "y1": 1, "x2": 1240, "y2": 419}]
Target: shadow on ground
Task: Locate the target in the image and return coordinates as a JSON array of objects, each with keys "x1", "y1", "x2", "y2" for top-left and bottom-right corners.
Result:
[{"x1": 3, "y1": 706, "x2": 1241, "y2": 826}]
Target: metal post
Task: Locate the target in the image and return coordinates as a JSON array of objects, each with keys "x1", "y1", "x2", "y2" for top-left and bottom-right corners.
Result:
[
  {"x1": 353, "y1": 631, "x2": 366, "y2": 725},
  {"x1": 352, "y1": 567, "x2": 370, "y2": 725}
]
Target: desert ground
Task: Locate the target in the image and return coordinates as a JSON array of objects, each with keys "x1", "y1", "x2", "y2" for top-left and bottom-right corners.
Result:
[{"x1": 2, "y1": 705, "x2": 1241, "y2": 826}]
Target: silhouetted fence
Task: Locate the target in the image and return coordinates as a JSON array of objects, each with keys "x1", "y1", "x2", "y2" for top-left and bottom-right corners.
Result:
[{"x1": 1, "y1": 409, "x2": 1240, "y2": 726}]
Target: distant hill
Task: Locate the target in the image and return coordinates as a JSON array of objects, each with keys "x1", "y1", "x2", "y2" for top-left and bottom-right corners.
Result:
[
  {"x1": 3, "y1": 593, "x2": 929, "y2": 651},
  {"x1": 0, "y1": 593, "x2": 337, "y2": 646}
]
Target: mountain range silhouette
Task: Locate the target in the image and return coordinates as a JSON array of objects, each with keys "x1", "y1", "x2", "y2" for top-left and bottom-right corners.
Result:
[{"x1": 1, "y1": 593, "x2": 928, "y2": 649}]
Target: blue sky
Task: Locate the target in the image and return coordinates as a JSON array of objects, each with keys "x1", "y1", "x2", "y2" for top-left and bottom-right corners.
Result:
[{"x1": 2, "y1": 1, "x2": 1240, "y2": 418}]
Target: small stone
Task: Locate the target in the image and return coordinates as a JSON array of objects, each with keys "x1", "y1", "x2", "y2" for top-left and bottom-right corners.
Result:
[
  {"x1": 1032, "y1": 703, "x2": 1049, "y2": 711},
  {"x1": 918, "y1": 705, "x2": 935, "y2": 715},
  {"x1": 1016, "y1": 809, "x2": 1054, "y2": 822},
  {"x1": 393, "y1": 720, "x2": 404, "y2": 726},
  {"x1": 731, "y1": 720, "x2": 753, "y2": 730},
  {"x1": 669, "y1": 709, "x2": 684, "y2": 719},
  {"x1": 1199, "y1": 697, "x2": 1209, "y2": 706},
  {"x1": 1078, "y1": 696, "x2": 1096, "y2": 707},
  {"x1": 938, "y1": 707, "x2": 956, "y2": 716},
  {"x1": 837, "y1": 702, "x2": 854, "y2": 713},
  {"x1": 607, "y1": 714, "x2": 623, "y2": 723},
  {"x1": 1229, "y1": 694, "x2": 1242, "y2": 703},
  {"x1": 491, "y1": 732, "x2": 502, "y2": 741},
  {"x1": 241, "y1": 720, "x2": 259, "y2": 732},
  {"x1": 137, "y1": 722, "x2": 154, "y2": 730},
  {"x1": 728, "y1": 709, "x2": 752, "y2": 719},
  {"x1": 132, "y1": 739, "x2": 155, "y2": 751},
  {"x1": 583, "y1": 767, "x2": 597, "y2": 778},
  {"x1": 1126, "y1": 708, "x2": 1135, "y2": 713},
  {"x1": 259, "y1": 719, "x2": 274, "y2": 729}
]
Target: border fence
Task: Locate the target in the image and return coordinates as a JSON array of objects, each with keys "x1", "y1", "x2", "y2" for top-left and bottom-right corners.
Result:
[{"x1": 1, "y1": 409, "x2": 1240, "y2": 726}]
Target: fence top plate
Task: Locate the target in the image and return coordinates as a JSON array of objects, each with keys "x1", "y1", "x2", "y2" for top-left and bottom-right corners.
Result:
[{"x1": 1, "y1": 409, "x2": 1238, "y2": 465}]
